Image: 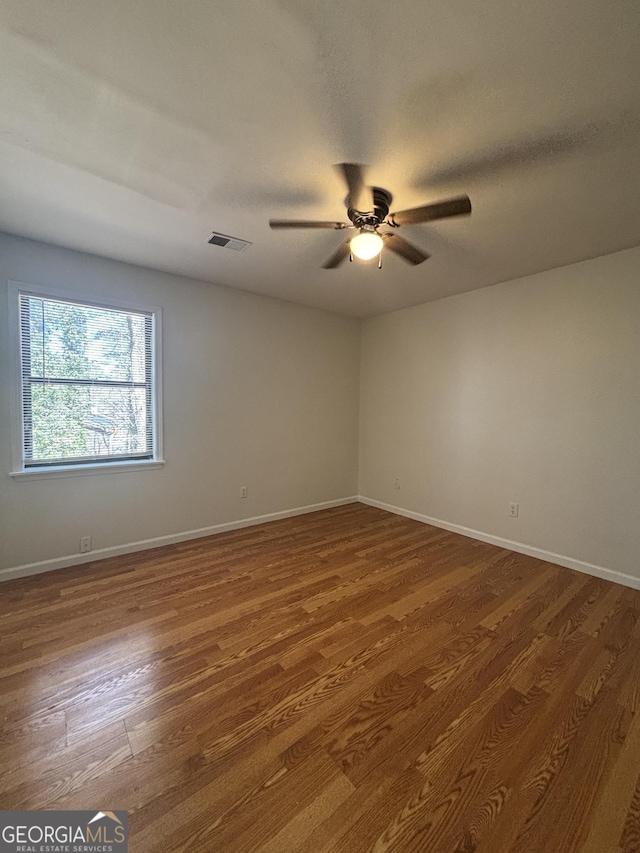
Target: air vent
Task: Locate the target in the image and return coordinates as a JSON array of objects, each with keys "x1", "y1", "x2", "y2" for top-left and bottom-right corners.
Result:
[{"x1": 207, "y1": 232, "x2": 251, "y2": 251}]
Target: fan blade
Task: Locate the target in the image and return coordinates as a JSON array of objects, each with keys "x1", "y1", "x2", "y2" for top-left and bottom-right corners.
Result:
[
  {"x1": 322, "y1": 240, "x2": 352, "y2": 269},
  {"x1": 422, "y1": 111, "x2": 640, "y2": 187},
  {"x1": 336, "y1": 163, "x2": 373, "y2": 212},
  {"x1": 382, "y1": 233, "x2": 430, "y2": 265},
  {"x1": 389, "y1": 195, "x2": 471, "y2": 227},
  {"x1": 270, "y1": 219, "x2": 349, "y2": 229}
]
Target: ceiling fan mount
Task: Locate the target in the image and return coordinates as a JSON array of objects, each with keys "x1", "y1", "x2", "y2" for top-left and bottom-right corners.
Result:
[
  {"x1": 269, "y1": 164, "x2": 471, "y2": 268},
  {"x1": 347, "y1": 186, "x2": 393, "y2": 230}
]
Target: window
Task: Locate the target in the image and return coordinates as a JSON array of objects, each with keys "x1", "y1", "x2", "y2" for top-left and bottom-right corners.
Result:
[{"x1": 11, "y1": 285, "x2": 162, "y2": 475}]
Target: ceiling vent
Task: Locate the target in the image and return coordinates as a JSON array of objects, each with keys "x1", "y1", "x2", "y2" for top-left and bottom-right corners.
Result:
[{"x1": 207, "y1": 232, "x2": 251, "y2": 251}]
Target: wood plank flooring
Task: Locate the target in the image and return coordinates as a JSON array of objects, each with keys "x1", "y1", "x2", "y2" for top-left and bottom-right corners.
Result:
[{"x1": 2, "y1": 503, "x2": 640, "y2": 851}]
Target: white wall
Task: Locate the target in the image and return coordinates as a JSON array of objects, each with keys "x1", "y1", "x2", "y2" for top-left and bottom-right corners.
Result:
[
  {"x1": 0, "y1": 233, "x2": 360, "y2": 574},
  {"x1": 3, "y1": 234, "x2": 639, "y2": 583},
  {"x1": 360, "y1": 247, "x2": 640, "y2": 579}
]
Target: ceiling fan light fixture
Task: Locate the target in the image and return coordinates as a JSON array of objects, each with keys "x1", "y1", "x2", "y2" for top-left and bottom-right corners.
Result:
[
  {"x1": 269, "y1": 164, "x2": 469, "y2": 268},
  {"x1": 350, "y1": 229, "x2": 383, "y2": 261}
]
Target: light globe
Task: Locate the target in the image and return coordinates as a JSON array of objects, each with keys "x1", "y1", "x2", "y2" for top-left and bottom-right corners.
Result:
[{"x1": 350, "y1": 230, "x2": 383, "y2": 261}]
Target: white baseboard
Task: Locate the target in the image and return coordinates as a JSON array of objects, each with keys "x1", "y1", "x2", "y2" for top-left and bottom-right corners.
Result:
[
  {"x1": 358, "y1": 496, "x2": 640, "y2": 591},
  {"x1": 0, "y1": 496, "x2": 359, "y2": 583},
  {"x1": 6, "y1": 494, "x2": 637, "y2": 592}
]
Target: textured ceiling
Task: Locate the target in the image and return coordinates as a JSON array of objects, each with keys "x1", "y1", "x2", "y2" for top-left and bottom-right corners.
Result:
[{"x1": 1, "y1": 0, "x2": 639, "y2": 317}]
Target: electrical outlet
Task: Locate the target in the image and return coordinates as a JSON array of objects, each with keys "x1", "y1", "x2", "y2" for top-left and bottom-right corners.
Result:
[
  {"x1": 394, "y1": 478, "x2": 400, "y2": 490},
  {"x1": 509, "y1": 502, "x2": 519, "y2": 518},
  {"x1": 240, "y1": 486, "x2": 248, "y2": 499},
  {"x1": 79, "y1": 536, "x2": 92, "y2": 553}
]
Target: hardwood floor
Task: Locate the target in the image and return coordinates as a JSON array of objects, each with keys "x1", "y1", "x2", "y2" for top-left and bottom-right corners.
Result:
[{"x1": 2, "y1": 503, "x2": 640, "y2": 852}]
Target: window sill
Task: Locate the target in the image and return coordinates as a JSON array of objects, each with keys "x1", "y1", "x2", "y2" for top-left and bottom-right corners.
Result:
[{"x1": 10, "y1": 459, "x2": 166, "y2": 481}]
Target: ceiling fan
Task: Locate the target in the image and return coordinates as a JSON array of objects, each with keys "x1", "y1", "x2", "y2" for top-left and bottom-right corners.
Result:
[{"x1": 269, "y1": 163, "x2": 471, "y2": 269}]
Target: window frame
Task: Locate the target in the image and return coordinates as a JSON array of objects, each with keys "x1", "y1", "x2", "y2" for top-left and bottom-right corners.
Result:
[{"x1": 8, "y1": 281, "x2": 164, "y2": 479}]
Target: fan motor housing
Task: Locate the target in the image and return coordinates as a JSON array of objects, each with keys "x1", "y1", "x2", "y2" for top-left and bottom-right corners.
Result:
[{"x1": 348, "y1": 187, "x2": 392, "y2": 228}]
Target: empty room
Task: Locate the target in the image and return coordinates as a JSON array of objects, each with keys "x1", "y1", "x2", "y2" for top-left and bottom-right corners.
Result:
[{"x1": 1, "y1": 1, "x2": 640, "y2": 851}]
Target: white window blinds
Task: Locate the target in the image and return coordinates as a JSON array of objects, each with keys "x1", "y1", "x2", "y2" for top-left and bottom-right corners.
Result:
[{"x1": 19, "y1": 293, "x2": 156, "y2": 467}]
